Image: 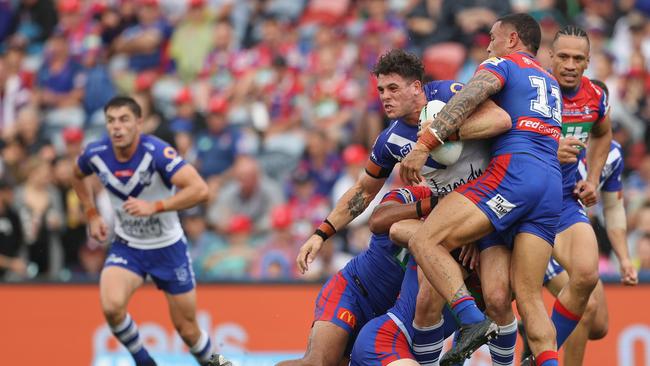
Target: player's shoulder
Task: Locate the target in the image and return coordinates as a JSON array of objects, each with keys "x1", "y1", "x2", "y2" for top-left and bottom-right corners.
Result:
[
  {"x1": 611, "y1": 140, "x2": 623, "y2": 155},
  {"x1": 424, "y1": 80, "x2": 463, "y2": 100},
  {"x1": 582, "y1": 77, "x2": 604, "y2": 98},
  {"x1": 140, "y1": 134, "x2": 178, "y2": 157},
  {"x1": 81, "y1": 136, "x2": 111, "y2": 157}
]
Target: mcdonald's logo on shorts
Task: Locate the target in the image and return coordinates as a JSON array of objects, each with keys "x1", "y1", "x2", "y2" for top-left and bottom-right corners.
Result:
[{"x1": 337, "y1": 308, "x2": 357, "y2": 329}]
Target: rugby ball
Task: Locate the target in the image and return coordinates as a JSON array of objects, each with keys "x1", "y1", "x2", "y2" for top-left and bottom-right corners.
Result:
[{"x1": 419, "y1": 100, "x2": 463, "y2": 166}]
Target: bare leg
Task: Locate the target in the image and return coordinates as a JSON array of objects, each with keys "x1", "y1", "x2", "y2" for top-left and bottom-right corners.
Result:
[
  {"x1": 276, "y1": 321, "x2": 350, "y2": 366},
  {"x1": 563, "y1": 281, "x2": 608, "y2": 366}
]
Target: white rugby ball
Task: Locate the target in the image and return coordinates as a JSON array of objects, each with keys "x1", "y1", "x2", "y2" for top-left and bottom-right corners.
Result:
[{"x1": 419, "y1": 100, "x2": 463, "y2": 166}]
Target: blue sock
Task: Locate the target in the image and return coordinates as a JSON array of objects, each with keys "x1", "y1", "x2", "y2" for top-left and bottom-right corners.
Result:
[
  {"x1": 551, "y1": 299, "x2": 581, "y2": 348},
  {"x1": 412, "y1": 318, "x2": 444, "y2": 365},
  {"x1": 110, "y1": 314, "x2": 155, "y2": 365},
  {"x1": 450, "y1": 296, "x2": 485, "y2": 326},
  {"x1": 442, "y1": 306, "x2": 459, "y2": 339},
  {"x1": 488, "y1": 319, "x2": 517, "y2": 366},
  {"x1": 190, "y1": 330, "x2": 214, "y2": 365},
  {"x1": 536, "y1": 350, "x2": 559, "y2": 366}
]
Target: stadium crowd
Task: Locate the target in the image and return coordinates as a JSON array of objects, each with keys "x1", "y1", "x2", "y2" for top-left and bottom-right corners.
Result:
[{"x1": 0, "y1": 0, "x2": 649, "y2": 282}]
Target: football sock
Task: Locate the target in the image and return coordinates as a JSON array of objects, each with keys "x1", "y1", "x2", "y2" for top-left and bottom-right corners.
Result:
[
  {"x1": 190, "y1": 329, "x2": 214, "y2": 365},
  {"x1": 536, "y1": 350, "x2": 559, "y2": 366},
  {"x1": 551, "y1": 299, "x2": 581, "y2": 348},
  {"x1": 412, "y1": 318, "x2": 444, "y2": 366},
  {"x1": 488, "y1": 318, "x2": 517, "y2": 366},
  {"x1": 110, "y1": 313, "x2": 155, "y2": 365},
  {"x1": 450, "y1": 296, "x2": 485, "y2": 326},
  {"x1": 442, "y1": 305, "x2": 460, "y2": 339}
]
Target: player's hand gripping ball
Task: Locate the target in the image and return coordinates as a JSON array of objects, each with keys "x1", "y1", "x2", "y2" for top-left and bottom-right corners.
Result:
[{"x1": 419, "y1": 100, "x2": 464, "y2": 166}]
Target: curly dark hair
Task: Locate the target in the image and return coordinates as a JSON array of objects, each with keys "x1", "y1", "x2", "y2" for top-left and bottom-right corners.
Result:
[
  {"x1": 497, "y1": 13, "x2": 542, "y2": 55},
  {"x1": 372, "y1": 49, "x2": 424, "y2": 82}
]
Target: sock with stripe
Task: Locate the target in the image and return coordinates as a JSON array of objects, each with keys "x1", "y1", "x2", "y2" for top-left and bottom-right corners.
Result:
[
  {"x1": 190, "y1": 330, "x2": 215, "y2": 365},
  {"x1": 488, "y1": 319, "x2": 517, "y2": 366},
  {"x1": 536, "y1": 350, "x2": 559, "y2": 366},
  {"x1": 110, "y1": 313, "x2": 155, "y2": 366},
  {"x1": 450, "y1": 296, "x2": 485, "y2": 326},
  {"x1": 551, "y1": 299, "x2": 581, "y2": 348},
  {"x1": 412, "y1": 318, "x2": 445, "y2": 366},
  {"x1": 442, "y1": 306, "x2": 459, "y2": 339}
]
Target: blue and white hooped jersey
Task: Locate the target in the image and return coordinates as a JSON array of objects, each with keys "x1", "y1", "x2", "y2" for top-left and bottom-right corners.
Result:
[
  {"x1": 576, "y1": 141, "x2": 624, "y2": 192},
  {"x1": 77, "y1": 134, "x2": 187, "y2": 249},
  {"x1": 369, "y1": 80, "x2": 490, "y2": 196}
]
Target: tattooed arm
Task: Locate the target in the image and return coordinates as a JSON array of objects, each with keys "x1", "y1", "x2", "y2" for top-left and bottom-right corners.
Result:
[
  {"x1": 297, "y1": 172, "x2": 385, "y2": 273},
  {"x1": 400, "y1": 70, "x2": 504, "y2": 185}
]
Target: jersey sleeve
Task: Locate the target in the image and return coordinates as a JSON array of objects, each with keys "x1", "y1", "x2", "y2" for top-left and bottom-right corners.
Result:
[
  {"x1": 596, "y1": 85, "x2": 609, "y2": 123},
  {"x1": 76, "y1": 148, "x2": 95, "y2": 176},
  {"x1": 602, "y1": 156, "x2": 624, "y2": 192},
  {"x1": 423, "y1": 80, "x2": 463, "y2": 103},
  {"x1": 380, "y1": 186, "x2": 432, "y2": 204},
  {"x1": 150, "y1": 138, "x2": 188, "y2": 185},
  {"x1": 367, "y1": 131, "x2": 397, "y2": 179},
  {"x1": 476, "y1": 57, "x2": 509, "y2": 87}
]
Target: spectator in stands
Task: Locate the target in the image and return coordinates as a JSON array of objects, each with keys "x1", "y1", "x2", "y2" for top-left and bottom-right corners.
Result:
[
  {"x1": 113, "y1": 0, "x2": 172, "y2": 89},
  {"x1": 181, "y1": 205, "x2": 224, "y2": 280},
  {"x1": 169, "y1": 0, "x2": 215, "y2": 83},
  {"x1": 287, "y1": 169, "x2": 330, "y2": 243},
  {"x1": 297, "y1": 130, "x2": 342, "y2": 197},
  {"x1": 437, "y1": 0, "x2": 511, "y2": 44},
  {"x1": 195, "y1": 95, "x2": 245, "y2": 180},
  {"x1": 207, "y1": 156, "x2": 283, "y2": 236},
  {"x1": 457, "y1": 31, "x2": 491, "y2": 83},
  {"x1": 14, "y1": 157, "x2": 63, "y2": 279},
  {"x1": 35, "y1": 33, "x2": 86, "y2": 131},
  {"x1": 7, "y1": 0, "x2": 58, "y2": 55},
  {"x1": 0, "y1": 51, "x2": 30, "y2": 139},
  {"x1": 404, "y1": 0, "x2": 444, "y2": 54},
  {"x1": 131, "y1": 91, "x2": 174, "y2": 146},
  {"x1": 0, "y1": 179, "x2": 26, "y2": 280},
  {"x1": 200, "y1": 214, "x2": 255, "y2": 279},
  {"x1": 76, "y1": 239, "x2": 106, "y2": 280},
  {"x1": 55, "y1": 0, "x2": 101, "y2": 62},
  {"x1": 254, "y1": 205, "x2": 299, "y2": 280},
  {"x1": 14, "y1": 107, "x2": 54, "y2": 159}
]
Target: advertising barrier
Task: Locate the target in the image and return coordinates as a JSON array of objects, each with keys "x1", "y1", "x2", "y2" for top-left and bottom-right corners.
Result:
[{"x1": 1, "y1": 283, "x2": 648, "y2": 365}]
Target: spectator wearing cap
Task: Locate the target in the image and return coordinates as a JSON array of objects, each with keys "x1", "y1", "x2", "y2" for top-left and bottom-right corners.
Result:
[
  {"x1": 199, "y1": 214, "x2": 256, "y2": 279},
  {"x1": 6, "y1": 0, "x2": 58, "y2": 55},
  {"x1": 55, "y1": 0, "x2": 102, "y2": 63},
  {"x1": 207, "y1": 155, "x2": 284, "y2": 237},
  {"x1": 169, "y1": 0, "x2": 216, "y2": 83},
  {"x1": 253, "y1": 204, "x2": 300, "y2": 280},
  {"x1": 286, "y1": 169, "x2": 330, "y2": 243},
  {"x1": 113, "y1": 0, "x2": 173, "y2": 88},
  {"x1": 35, "y1": 33, "x2": 86, "y2": 131},
  {"x1": 194, "y1": 95, "x2": 246, "y2": 179},
  {"x1": 61, "y1": 126, "x2": 83, "y2": 158}
]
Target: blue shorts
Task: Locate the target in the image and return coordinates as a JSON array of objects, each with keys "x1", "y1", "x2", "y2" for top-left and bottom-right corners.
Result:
[
  {"x1": 104, "y1": 237, "x2": 195, "y2": 295},
  {"x1": 557, "y1": 194, "x2": 590, "y2": 233},
  {"x1": 313, "y1": 271, "x2": 373, "y2": 354},
  {"x1": 457, "y1": 153, "x2": 562, "y2": 246},
  {"x1": 477, "y1": 231, "x2": 513, "y2": 252},
  {"x1": 350, "y1": 314, "x2": 414, "y2": 366},
  {"x1": 543, "y1": 258, "x2": 565, "y2": 285}
]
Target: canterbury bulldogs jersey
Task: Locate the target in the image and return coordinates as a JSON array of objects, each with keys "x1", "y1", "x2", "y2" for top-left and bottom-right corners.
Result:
[
  {"x1": 577, "y1": 141, "x2": 623, "y2": 192},
  {"x1": 477, "y1": 52, "x2": 562, "y2": 169},
  {"x1": 369, "y1": 80, "x2": 490, "y2": 196},
  {"x1": 77, "y1": 134, "x2": 187, "y2": 249},
  {"x1": 561, "y1": 76, "x2": 608, "y2": 195}
]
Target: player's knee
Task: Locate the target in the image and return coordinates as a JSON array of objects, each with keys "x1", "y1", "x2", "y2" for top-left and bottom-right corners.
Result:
[
  {"x1": 588, "y1": 320, "x2": 608, "y2": 340},
  {"x1": 101, "y1": 300, "x2": 127, "y2": 325},
  {"x1": 174, "y1": 320, "x2": 201, "y2": 344},
  {"x1": 484, "y1": 287, "x2": 513, "y2": 322},
  {"x1": 570, "y1": 269, "x2": 598, "y2": 294}
]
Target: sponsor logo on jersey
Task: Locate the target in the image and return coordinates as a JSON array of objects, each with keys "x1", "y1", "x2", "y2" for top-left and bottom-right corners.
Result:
[
  {"x1": 516, "y1": 117, "x2": 561, "y2": 141},
  {"x1": 139, "y1": 169, "x2": 153, "y2": 186},
  {"x1": 163, "y1": 146, "x2": 178, "y2": 159},
  {"x1": 337, "y1": 308, "x2": 357, "y2": 329},
  {"x1": 115, "y1": 169, "x2": 134, "y2": 178},
  {"x1": 166, "y1": 156, "x2": 183, "y2": 172},
  {"x1": 426, "y1": 163, "x2": 484, "y2": 196},
  {"x1": 481, "y1": 57, "x2": 504, "y2": 66},
  {"x1": 486, "y1": 194, "x2": 516, "y2": 219},
  {"x1": 117, "y1": 211, "x2": 163, "y2": 238}
]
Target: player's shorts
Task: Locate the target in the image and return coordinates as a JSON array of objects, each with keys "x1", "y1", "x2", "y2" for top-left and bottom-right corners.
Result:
[
  {"x1": 457, "y1": 153, "x2": 562, "y2": 246},
  {"x1": 313, "y1": 271, "x2": 373, "y2": 353},
  {"x1": 557, "y1": 194, "x2": 590, "y2": 233},
  {"x1": 543, "y1": 258, "x2": 565, "y2": 285},
  {"x1": 477, "y1": 231, "x2": 513, "y2": 251},
  {"x1": 104, "y1": 236, "x2": 195, "y2": 295},
  {"x1": 350, "y1": 313, "x2": 415, "y2": 366}
]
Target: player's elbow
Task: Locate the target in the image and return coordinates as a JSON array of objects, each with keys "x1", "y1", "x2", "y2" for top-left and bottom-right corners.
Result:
[
  {"x1": 368, "y1": 211, "x2": 389, "y2": 234},
  {"x1": 195, "y1": 181, "x2": 209, "y2": 203}
]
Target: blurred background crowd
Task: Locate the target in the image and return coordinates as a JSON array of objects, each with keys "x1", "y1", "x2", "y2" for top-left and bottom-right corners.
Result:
[{"x1": 0, "y1": 0, "x2": 650, "y2": 282}]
